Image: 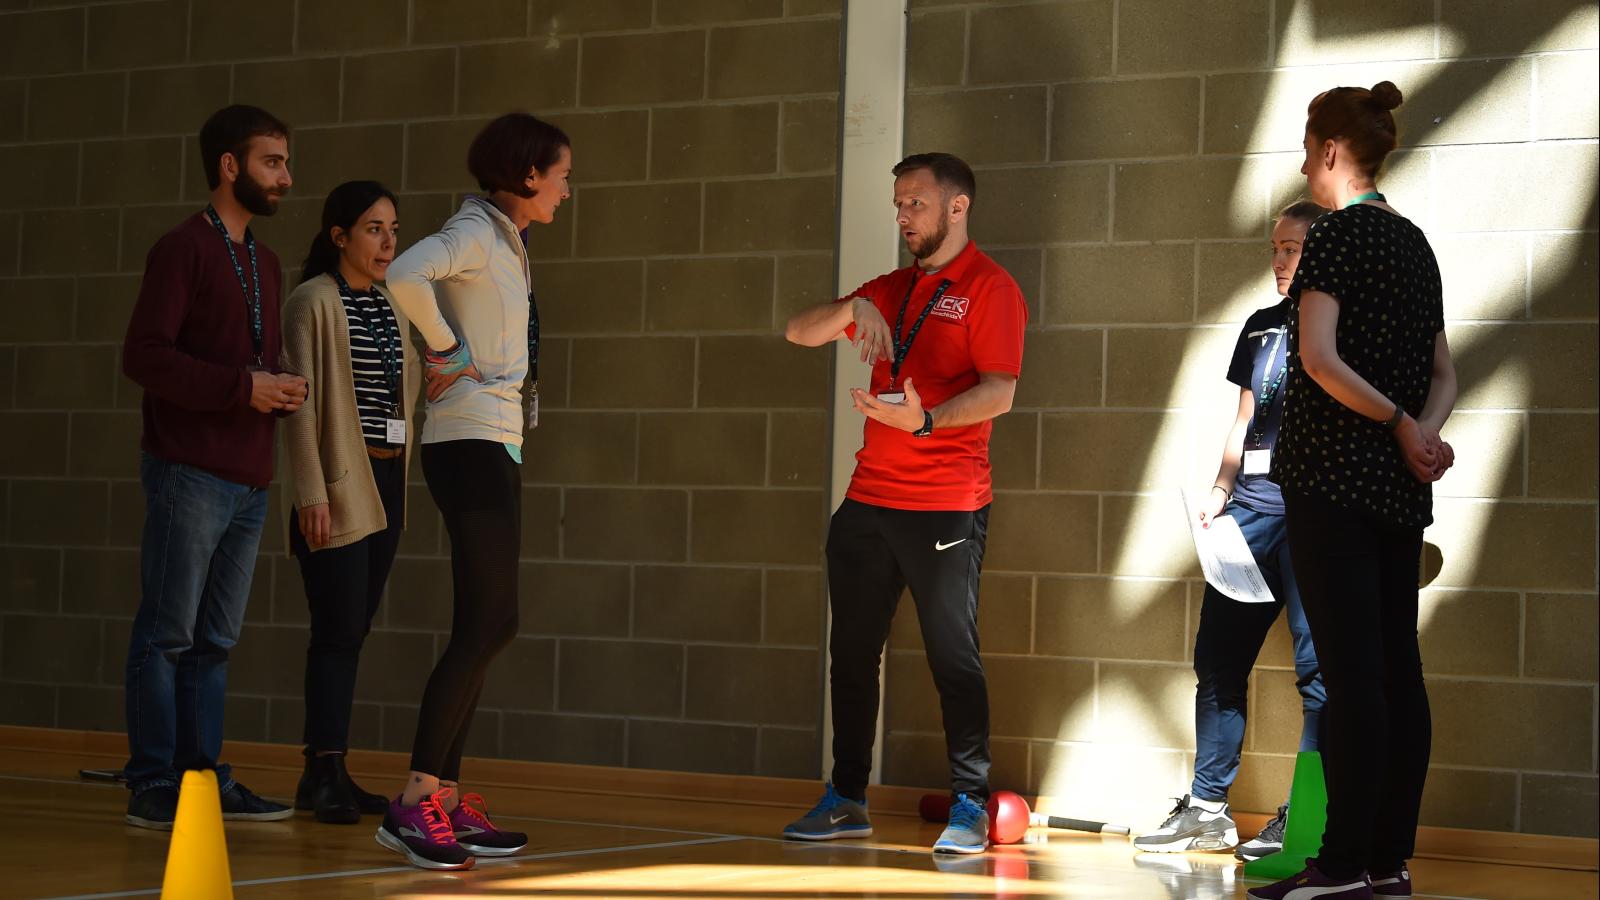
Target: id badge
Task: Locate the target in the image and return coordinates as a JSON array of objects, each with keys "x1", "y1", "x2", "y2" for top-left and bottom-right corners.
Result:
[
  {"x1": 385, "y1": 418, "x2": 406, "y2": 444},
  {"x1": 876, "y1": 392, "x2": 906, "y2": 404},
  {"x1": 526, "y1": 391, "x2": 540, "y2": 430},
  {"x1": 1242, "y1": 448, "x2": 1271, "y2": 475}
]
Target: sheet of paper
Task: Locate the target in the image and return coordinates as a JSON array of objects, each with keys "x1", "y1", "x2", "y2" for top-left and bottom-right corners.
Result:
[{"x1": 1180, "y1": 489, "x2": 1275, "y2": 604}]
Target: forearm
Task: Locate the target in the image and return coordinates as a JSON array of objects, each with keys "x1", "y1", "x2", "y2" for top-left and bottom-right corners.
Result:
[
  {"x1": 930, "y1": 377, "x2": 1014, "y2": 429},
  {"x1": 1303, "y1": 353, "x2": 1401, "y2": 422},
  {"x1": 784, "y1": 299, "x2": 854, "y2": 347},
  {"x1": 123, "y1": 338, "x2": 252, "y2": 412},
  {"x1": 1418, "y1": 337, "x2": 1458, "y2": 432},
  {"x1": 1212, "y1": 422, "x2": 1248, "y2": 494}
]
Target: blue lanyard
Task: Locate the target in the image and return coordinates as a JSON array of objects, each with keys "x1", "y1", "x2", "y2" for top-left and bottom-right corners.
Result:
[
  {"x1": 203, "y1": 206, "x2": 264, "y2": 366},
  {"x1": 333, "y1": 271, "x2": 401, "y2": 416},
  {"x1": 1344, "y1": 191, "x2": 1385, "y2": 208},
  {"x1": 528, "y1": 289, "x2": 540, "y2": 387},
  {"x1": 1250, "y1": 327, "x2": 1287, "y2": 447},
  {"x1": 889, "y1": 275, "x2": 954, "y2": 390}
]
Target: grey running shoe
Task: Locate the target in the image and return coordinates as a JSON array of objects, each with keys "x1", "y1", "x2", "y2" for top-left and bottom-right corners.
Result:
[
  {"x1": 1236, "y1": 803, "x2": 1288, "y2": 861},
  {"x1": 782, "y1": 783, "x2": 872, "y2": 840},
  {"x1": 1132, "y1": 794, "x2": 1238, "y2": 853},
  {"x1": 932, "y1": 793, "x2": 989, "y2": 854}
]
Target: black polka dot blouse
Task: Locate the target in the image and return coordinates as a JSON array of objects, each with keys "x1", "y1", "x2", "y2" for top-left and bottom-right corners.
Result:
[{"x1": 1271, "y1": 204, "x2": 1445, "y2": 529}]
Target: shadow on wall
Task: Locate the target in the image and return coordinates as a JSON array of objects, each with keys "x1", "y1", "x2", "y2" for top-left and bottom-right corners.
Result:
[{"x1": 892, "y1": 0, "x2": 1598, "y2": 834}]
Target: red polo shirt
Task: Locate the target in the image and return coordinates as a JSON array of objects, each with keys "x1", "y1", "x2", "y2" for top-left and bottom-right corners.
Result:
[{"x1": 840, "y1": 240, "x2": 1027, "y2": 511}]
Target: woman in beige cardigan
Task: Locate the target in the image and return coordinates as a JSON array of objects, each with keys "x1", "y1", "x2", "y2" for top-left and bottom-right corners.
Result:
[{"x1": 280, "y1": 181, "x2": 418, "y2": 825}]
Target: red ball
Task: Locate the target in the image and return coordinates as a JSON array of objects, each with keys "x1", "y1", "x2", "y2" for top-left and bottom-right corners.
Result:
[
  {"x1": 918, "y1": 793, "x2": 946, "y2": 823},
  {"x1": 987, "y1": 790, "x2": 1031, "y2": 845}
]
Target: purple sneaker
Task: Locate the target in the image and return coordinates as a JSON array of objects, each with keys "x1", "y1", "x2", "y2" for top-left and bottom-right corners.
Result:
[
  {"x1": 1371, "y1": 864, "x2": 1412, "y2": 899},
  {"x1": 1247, "y1": 860, "x2": 1372, "y2": 900},
  {"x1": 449, "y1": 792, "x2": 528, "y2": 856},
  {"x1": 375, "y1": 788, "x2": 475, "y2": 870}
]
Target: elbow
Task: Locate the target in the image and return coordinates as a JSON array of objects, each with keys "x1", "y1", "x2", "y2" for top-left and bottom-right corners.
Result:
[
  {"x1": 784, "y1": 321, "x2": 824, "y2": 348},
  {"x1": 1300, "y1": 350, "x2": 1331, "y2": 382}
]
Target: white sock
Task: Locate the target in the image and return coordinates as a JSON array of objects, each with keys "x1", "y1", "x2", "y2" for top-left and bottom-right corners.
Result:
[{"x1": 1192, "y1": 796, "x2": 1227, "y2": 813}]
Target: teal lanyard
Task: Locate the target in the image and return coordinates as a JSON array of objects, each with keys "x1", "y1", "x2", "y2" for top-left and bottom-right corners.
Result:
[{"x1": 1344, "y1": 191, "x2": 1385, "y2": 208}]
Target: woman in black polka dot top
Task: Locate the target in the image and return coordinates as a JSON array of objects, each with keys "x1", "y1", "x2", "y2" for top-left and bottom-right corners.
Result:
[{"x1": 1251, "y1": 82, "x2": 1460, "y2": 900}]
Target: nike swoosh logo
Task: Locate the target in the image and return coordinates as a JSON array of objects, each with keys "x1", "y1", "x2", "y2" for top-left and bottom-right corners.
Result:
[
  {"x1": 935, "y1": 539, "x2": 967, "y2": 551},
  {"x1": 399, "y1": 824, "x2": 425, "y2": 840},
  {"x1": 829, "y1": 814, "x2": 849, "y2": 824}
]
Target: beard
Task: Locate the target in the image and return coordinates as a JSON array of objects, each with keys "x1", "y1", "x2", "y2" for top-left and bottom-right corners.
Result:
[
  {"x1": 233, "y1": 170, "x2": 283, "y2": 217},
  {"x1": 908, "y1": 217, "x2": 949, "y2": 261}
]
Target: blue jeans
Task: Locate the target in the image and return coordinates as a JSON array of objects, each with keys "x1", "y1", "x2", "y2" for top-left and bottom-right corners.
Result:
[
  {"x1": 123, "y1": 453, "x2": 267, "y2": 795},
  {"x1": 1191, "y1": 501, "x2": 1325, "y2": 803}
]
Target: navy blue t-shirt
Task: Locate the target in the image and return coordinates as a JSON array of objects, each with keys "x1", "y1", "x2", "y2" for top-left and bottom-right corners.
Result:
[{"x1": 1226, "y1": 299, "x2": 1290, "y2": 515}]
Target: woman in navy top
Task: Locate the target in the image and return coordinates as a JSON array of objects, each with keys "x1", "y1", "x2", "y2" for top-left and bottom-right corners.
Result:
[{"x1": 1133, "y1": 201, "x2": 1328, "y2": 860}]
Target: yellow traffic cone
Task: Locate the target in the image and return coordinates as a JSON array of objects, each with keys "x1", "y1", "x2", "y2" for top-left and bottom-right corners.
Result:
[{"x1": 160, "y1": 769, "x2": 234, "y2": 900}]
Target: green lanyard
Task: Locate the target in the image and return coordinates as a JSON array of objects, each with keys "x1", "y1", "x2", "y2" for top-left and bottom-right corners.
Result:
[{"x1": 1344, "y1": 191, "x2": 1385, "y2": 208}]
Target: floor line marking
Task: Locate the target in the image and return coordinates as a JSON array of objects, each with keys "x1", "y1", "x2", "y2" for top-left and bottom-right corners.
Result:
[{"x1": 40, "y1": 835, "x2": 744, "y2": 900}]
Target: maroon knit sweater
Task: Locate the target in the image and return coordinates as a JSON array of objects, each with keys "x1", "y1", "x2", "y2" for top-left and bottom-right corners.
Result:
[{"x1": 122, "y1": 212, "x2": 283, "y2": 488}]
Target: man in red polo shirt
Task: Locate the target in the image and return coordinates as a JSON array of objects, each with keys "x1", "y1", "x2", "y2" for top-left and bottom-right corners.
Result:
[{"x1": 781, "y1": 152, "x2": 1027, "y2": 854}]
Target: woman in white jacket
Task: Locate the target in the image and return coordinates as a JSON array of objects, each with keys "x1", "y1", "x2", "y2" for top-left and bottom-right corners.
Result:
[{"x1": 375, "y1": 112, "x2": 571, "y2": 871}]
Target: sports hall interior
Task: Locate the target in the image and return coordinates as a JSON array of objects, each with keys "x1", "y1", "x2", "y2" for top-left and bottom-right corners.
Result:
[{"x1": 0, "y1": 0, "x2": 1594, "y2": 897}]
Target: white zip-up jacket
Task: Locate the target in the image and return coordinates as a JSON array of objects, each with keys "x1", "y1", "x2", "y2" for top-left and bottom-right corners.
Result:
[{"x1": 385, "y1": 196, "x2": 531, "y2": 450}]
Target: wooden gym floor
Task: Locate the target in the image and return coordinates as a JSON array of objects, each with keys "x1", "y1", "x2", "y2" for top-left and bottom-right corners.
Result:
[{"x1": 7, "y1": 731, "x2": 1596, "y2": 899}]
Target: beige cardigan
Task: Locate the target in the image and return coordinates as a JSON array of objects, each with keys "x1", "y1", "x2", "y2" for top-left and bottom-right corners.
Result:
[{"x1": 280, "y1": 274, "x2": 421, "y2": 551}]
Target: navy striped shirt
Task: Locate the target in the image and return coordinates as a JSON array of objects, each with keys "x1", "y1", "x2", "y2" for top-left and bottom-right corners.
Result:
[{"x1": 338, "y1": 286, "x2": 403, "y2": 444}]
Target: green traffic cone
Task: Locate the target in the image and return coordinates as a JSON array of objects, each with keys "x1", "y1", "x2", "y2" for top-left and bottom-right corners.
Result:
[{"x1": 1245, "y1": 751, "x2": 1327, "y2": 880}]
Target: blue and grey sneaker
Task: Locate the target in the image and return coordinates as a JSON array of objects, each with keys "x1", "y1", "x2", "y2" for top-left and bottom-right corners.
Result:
[
  {"x1": 932, "y1": 793, "x2": 990, "y2": 854},
  {"x1": 782, "y1": 783, "x2": 872, "y2": 841}
]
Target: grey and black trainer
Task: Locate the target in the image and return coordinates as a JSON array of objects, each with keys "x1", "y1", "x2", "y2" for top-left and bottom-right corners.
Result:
[
  {"x1": 931, "y1": 793, "x2": 990, "y2": 854},
  {"x1": 782, "y1": 783, "x2": 872, "y2": 841},
  {"x1": 1235, "y1": 803, "x2": 1288, "y2": 862},
  {"x1": 1132, "y1": 794, "x2": 1238, "y2": 853}
]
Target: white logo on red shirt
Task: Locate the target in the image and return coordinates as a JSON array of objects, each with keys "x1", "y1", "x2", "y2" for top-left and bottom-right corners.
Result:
[{"x1": 931, "y1": 295, "x2": 969, "y2": 322}]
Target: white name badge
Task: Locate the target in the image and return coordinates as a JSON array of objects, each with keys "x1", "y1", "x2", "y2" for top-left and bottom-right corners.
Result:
[
  {"x1": 876, "y1": 392, "x2": 906, "y2": 404},
  {"x1": 385, "y1": 418, "x2": 406, "y2": 444},
  {"x1": 1242, "y1": 448, "x2": 1271, "y2": 475},
  {"x1": 526, "y1": 392, "x2": 540, "y2": 430}
]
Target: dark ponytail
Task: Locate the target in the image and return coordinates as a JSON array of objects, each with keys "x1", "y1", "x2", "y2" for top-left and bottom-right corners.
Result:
[{"x1": 299, "y1": 180, "x2": 399, "y2": 285}]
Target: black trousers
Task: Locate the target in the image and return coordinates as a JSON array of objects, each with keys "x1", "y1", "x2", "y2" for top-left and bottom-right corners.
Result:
[
  {"x1": 291, "y1": 454, "x2": 404, "y2": 754},
  {"x1": 410, "y1": 439, "x2": 521, "y2": 782},
  {"x1": 826, "y1": 498, "x2": 991, "y2": 801},
  {"x1": 1284, "y1": 490, "x2": 1429, "y2": 877}
]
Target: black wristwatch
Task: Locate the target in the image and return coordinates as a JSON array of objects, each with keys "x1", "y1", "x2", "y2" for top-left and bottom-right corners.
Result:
[
  {"x1": 912, "y1": 410, "x2": 933, "y2": 438},
  {"x1": 1384, "y1": 403, "x2": 1406, "y2": 431}
]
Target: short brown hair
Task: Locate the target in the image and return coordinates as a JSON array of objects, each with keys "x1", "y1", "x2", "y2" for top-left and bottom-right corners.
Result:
[
  {"x1": 199, "y1": 105, "x2": 290, "y2": 190},
  {"x1": 892, "y1": 152, "x2": 977, "y2": 206},
  {"x1": 1306, "y1": 81, "x2": 1403, "y2": 177},
  {"x1": 467, "y1": 113, "x2": 571, "y2": 198}
]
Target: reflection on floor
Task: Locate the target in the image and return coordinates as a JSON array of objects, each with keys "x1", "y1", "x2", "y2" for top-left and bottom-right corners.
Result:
[{"x1": 9, "y1": 745, "x2": 1595, "y2": 899}]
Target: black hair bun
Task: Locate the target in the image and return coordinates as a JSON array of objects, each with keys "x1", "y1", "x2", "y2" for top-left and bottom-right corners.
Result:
[{"x1": 1370, "y1": 81, "x2": 1403, "y2": 111}]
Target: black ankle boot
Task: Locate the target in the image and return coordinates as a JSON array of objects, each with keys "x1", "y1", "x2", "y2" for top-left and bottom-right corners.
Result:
[
  {"x1": 310, "y1": 753, "x2": 361, "y2": 825},
  {"x1": 294, "y1": 751, "x2": 317, "y2": 811},
  {"x1": 341, "y1": 761, "x2": 389, "y2": 816}
]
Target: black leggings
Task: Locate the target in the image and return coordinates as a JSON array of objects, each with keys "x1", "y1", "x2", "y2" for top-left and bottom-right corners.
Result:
[
  {"x1": 292, "y1": 454, "x2": 404, "y2": 753},
  {"x1": 1284, "y1": 490, "x2": 1429, "y2": 878},
  {"x1": 410, "y1": 440, "x2": 521, "y2": 781}
]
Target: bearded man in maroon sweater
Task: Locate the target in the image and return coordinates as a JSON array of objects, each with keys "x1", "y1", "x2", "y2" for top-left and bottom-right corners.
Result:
[{"x1": 119, "y1": 105, "x2": 308, "y2": 830}]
